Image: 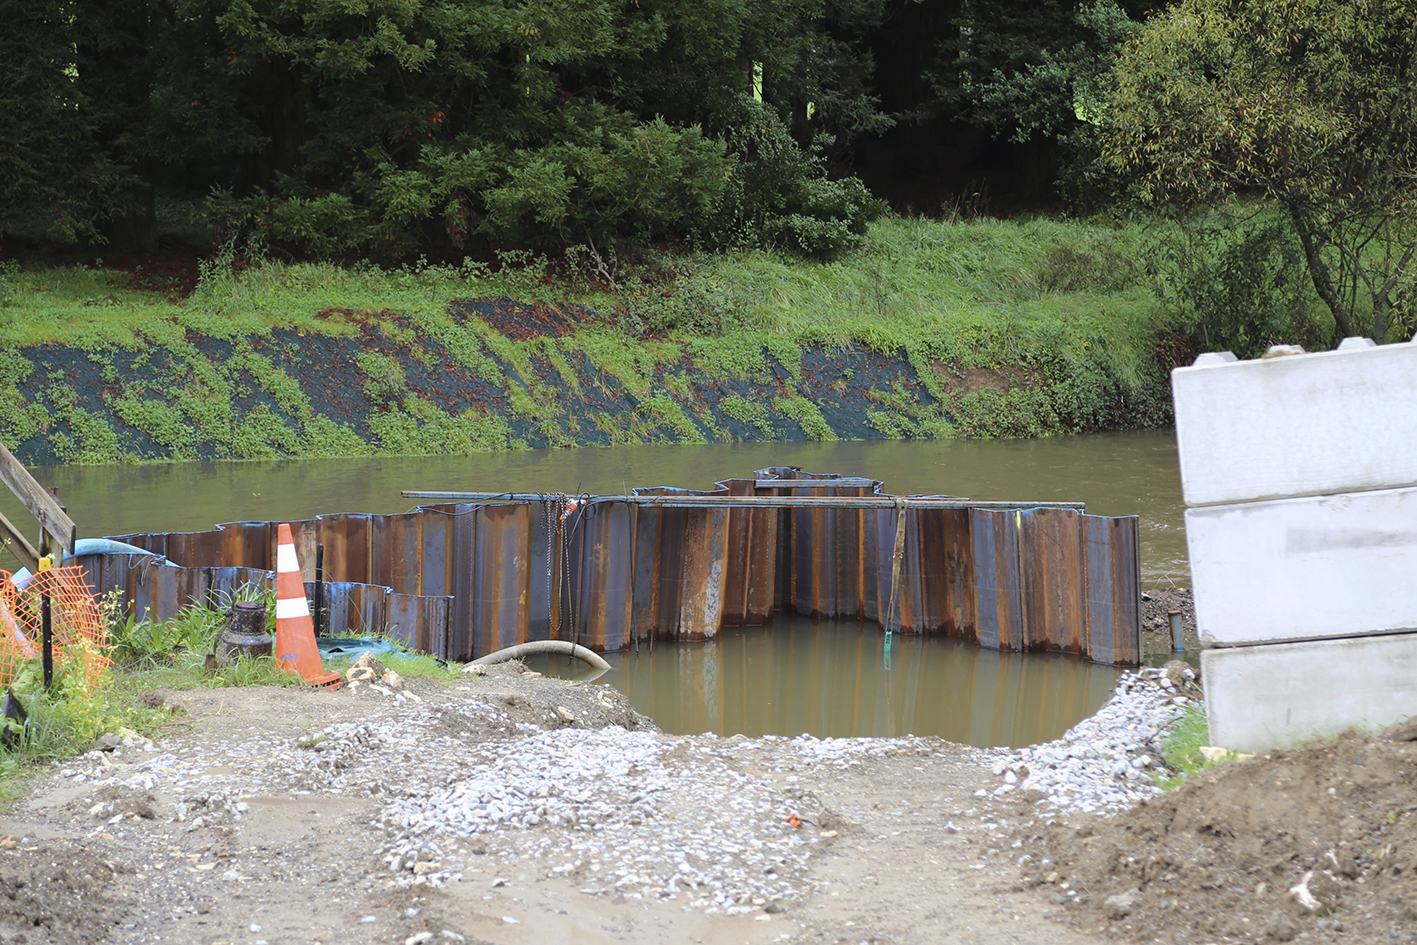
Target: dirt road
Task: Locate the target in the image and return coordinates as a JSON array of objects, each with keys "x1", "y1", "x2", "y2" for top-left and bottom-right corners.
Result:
[{"x1": 0, "y1": 674, "x2": 1103, "y2": 945}]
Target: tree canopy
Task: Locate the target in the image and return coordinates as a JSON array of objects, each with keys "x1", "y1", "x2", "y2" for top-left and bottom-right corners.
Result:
[
  {"x1": 1102, "y1": 0, "x2": 1417, "y2": 343},
  {"x1": 2, "y1": 0, "x2": 890, "y2": 257}
]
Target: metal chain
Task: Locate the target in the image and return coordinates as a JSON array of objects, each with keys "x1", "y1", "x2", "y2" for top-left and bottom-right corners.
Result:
[{"x1": 540, "y1": 493, "x2": 582, "y2": 639}]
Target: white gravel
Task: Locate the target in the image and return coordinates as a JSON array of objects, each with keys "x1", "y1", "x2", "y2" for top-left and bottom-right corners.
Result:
[
  {"x1": 983, "y1": 668, "x2": 1192, "y2": 816},
  {"x1": 60, "y1": 700, "x2": 941, "y2": 916},
  {"x1": 58, "y1": 668, "x2": 1195, "y2": 918}
]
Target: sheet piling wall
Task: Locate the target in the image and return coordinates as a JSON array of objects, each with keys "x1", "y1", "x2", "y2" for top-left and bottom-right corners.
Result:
[{"x1": 76, "y1": 468, "x2": 1141, "y2": 664}]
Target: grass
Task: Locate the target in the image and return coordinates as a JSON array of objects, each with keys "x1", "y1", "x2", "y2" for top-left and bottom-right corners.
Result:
[
  {"x1": 322, "y1": 647, "x2": 461, "y2": 684},
  {"x1": 1157, "y1": 703, "x2": 1215, "y2": 788},
  {"x1": 0, "y1": 212, "x2": 1187, "y2": 462},
  {"x1": 0, "y1": 597, "x2": 461, "y2": 806}
]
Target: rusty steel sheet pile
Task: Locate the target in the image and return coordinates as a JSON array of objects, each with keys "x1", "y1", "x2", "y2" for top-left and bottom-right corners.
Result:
[{"x1": 74, "y1": 468, "x2": 1140, "y2": 665}]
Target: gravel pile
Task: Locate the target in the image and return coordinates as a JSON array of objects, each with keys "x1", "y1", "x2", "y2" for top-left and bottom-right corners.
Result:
[
  {"x1": 374, "y1": 727, "x2": 811, "y2": 911},
  {"x1": 60, "y1": 700, "x2": 936, "y2": 918},
  {"x1": 59, "y1": 700, "x2": 519, "y2": 839},
  {"x1": 369, "y1": 728, "x2": 940, "y2": 913},
  {"x1": 54, "y1": 668, "x2": 1198, "y2": 921},
  {"x1": 983, "y1": 667, "x2": 1193, "y2": 816}
]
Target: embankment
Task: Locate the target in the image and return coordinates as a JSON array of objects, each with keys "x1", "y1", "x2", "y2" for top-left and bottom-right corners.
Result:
[{"x1": 0, "y1": 296, "x2": 1178, "y2": 466}]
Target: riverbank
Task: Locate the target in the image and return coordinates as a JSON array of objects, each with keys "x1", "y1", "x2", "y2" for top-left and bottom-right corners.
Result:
[{"x1": 0, "y1": 217, "x2": 1184, "y2": 466}]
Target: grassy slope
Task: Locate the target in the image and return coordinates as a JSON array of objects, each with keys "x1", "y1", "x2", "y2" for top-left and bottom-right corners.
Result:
[{"x1": 0, "y1": 215, "x2": 1180, "y2": 465}]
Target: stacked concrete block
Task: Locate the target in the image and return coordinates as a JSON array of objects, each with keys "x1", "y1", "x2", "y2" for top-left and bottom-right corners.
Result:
[{"x1": 1172, "y1": 339, "x2": 1417, "y2": 753}]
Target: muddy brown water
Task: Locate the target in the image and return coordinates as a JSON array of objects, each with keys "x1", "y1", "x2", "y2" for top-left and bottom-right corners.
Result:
[
  {"x1": 532, "y1": 615, "x2": 1122, "y2": 747},
  {"x1": 1, "y1": 431, "x2": 1184, "y2": 746}
]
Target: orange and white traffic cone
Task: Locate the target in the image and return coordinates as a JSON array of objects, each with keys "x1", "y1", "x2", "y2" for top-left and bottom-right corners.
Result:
[{"x1": 274, "y1": 523, "x2": 342, "y2": 689}]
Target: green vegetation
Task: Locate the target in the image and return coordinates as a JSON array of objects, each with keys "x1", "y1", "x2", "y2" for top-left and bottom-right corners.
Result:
[
  {"x1": 9, "y1": 0, "x2": 1406, "y2": 430},
  {"x1": 0, "y1": 657, "x2": 169, "y2": 805},
  {"x1": 0, "y1": 212, "x2": 1183, "y2": 464},
  {"x1": 321, "y1": 647, "x2": 460, "y2": 685},
  {"x1": 1103, "y1": 0, "x2": 1417, "y2": 347},
  {"x1": 4, "y1": 0, "x2": 890, "y2": 259},
  {"x1": 1157, "y1": 703, "x2": 1214, "y2": 789}
]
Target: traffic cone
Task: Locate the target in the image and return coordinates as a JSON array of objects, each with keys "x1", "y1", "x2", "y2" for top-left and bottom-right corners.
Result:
[{"x1": 274, "y1": 523, "x2": 342, "y2": 689}]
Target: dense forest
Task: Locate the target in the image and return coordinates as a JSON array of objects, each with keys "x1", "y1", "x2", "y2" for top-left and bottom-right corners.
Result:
[
  {"x1": 3, "y1": 0, "x2": 1163, "y2": 255},
  {"x1": 5, "y1": 0, "x2": 1417, "y2": 350}
]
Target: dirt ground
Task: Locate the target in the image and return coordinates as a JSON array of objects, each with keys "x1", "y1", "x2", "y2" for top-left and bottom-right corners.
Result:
[
  {"x1": 11, "y1": 588, "x2": 1410, "y2": 945},
  {"x1": 1, "y1": 649, "x2": 1411, "y2": 945},
  {"x1": 1029, "y1": 729, "x2": 1417, "y2": 944},
  {"x1": 0, "y1": 664, "x2": 1103, "y2": 945}
]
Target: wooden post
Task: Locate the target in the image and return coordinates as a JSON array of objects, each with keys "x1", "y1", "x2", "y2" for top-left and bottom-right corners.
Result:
[
  {"x1": 0, "y1": 441, "x2": 76, "y2": 556},
  {"x1": 0, "y1": 509, "x2": 40, "y2": 572}
]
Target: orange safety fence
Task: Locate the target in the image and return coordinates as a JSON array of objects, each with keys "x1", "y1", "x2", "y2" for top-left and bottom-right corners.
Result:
[{"x1": 0, "y1": 566, "x2": 110, "y2": 693}]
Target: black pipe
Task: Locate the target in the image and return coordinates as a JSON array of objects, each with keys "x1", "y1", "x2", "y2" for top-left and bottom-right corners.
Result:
[
  {"x1": 314, "y1": 543, "x2": 325, "y2": 637},
  {"x1": 38, "y1": 531, "x2": 51, "y2": 689}
]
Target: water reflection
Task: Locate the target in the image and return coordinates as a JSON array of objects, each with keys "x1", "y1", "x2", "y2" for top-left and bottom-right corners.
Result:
[{"x1": 532, "y1": 614, "x2": 1120, "y2": 747}]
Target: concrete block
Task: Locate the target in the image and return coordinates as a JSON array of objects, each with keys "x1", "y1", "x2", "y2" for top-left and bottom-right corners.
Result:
[
  {"x1": 1172, "y1": 341, "x2": 1417, "y2": 506},
  {"x1": 1188, "y1": 486, "x2": 1417, "y2": 645},
  {"x1": 1202, "y1": 633, "x2": 1417, "y2": 753}
]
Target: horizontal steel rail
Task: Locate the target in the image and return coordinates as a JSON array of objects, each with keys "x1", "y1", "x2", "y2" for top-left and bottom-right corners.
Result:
[{"x1": 401, "y1": 490, "x2": 1085, "y2": 511}]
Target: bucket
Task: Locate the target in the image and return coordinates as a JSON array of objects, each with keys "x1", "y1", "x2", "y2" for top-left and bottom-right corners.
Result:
[{"x1": 218, "y1": 600, "x2": 272, "y2": 663}]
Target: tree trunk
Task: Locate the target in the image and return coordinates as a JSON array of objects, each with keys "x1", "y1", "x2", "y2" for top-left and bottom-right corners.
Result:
[
  {"x1": 107, "y1": 178, "x2": 159, "y2": 255},
  {"x1": 1288, "y1": 203, "x2": 1355, "y2": 340}
]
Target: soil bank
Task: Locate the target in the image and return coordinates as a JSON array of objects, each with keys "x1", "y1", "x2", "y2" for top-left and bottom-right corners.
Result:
[{"x1": 0, "y1": 287, "x2": 1179, "y2": 466}]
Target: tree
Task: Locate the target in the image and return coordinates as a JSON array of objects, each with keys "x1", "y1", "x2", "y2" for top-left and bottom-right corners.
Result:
[
  {"x1": 190, "y1": 0, "x2": 894, "y2": 256},
  {"x1": 2, "y1": 0, "x2": 889, "y2": 258},
  {"x1": 968, "y1": 0, "x2": 1143, "y2": 207},
  {"x1": 1103, "y1": 0, "x2": 1417, "y2": 344},
  {"x1": 0, "y1": 0, "x2": 119, "y2": 244},
  {"x1": 918, "y1": 0, "x2": 1161, "y2": 205}
]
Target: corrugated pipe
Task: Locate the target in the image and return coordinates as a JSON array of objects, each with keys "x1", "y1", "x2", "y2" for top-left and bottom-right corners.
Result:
[{"x1": 470, "y1": 640, "x2": 611, "y2": 670}]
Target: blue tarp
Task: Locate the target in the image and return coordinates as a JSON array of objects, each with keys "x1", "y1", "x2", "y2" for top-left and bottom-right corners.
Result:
[{"x1": 316, "y1": 637, "x2": 398, "y2": 661}]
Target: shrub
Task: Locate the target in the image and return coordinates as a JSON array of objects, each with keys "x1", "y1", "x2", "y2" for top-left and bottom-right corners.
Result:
[
  {"x1": 705, "y1": 100, "x2": 886, "y2": 259},
  {"x1": 1149, "y1": 208, "x2": 1328, "y2": 359}
]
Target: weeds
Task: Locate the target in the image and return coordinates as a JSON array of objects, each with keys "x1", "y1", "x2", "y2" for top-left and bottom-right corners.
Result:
[
  {"x1": 125, "y1": 648, "x2": 299, "y2": 691},
  {"x1": 0, "y1": 648, "x2": 170, "y2": 803},
  {"x1": 320, "y1": 644, "x2": 459, "y2": 684},
  {"x1": 1156, "y1": 704, "x2": 1214, "y2": 789},
  {"x1": 1, "y1": 212, "x2": 1186, "y2": 462}
]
